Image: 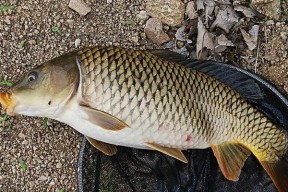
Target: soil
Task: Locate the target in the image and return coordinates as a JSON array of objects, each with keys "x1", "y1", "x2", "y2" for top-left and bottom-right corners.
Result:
[{"x1": 0, "y1": 0, "x2": 287, "y2": 192}]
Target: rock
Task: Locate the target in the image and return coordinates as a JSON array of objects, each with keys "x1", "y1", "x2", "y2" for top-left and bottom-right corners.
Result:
[
  {"x1": 136, "y1": 10, "x2": 149, "y2": 20},
  {"x1": 146, "y1": 0, "x2": 185, "y2": 27},
  {"x1": 144, "y1": 18, "x2": 170, "y2": 45},
  {"x1": 68, "y1": 0, "x2": 91, "y2": 16},
  {"x1": 75, "y1": 38, "x2": 81, "y2": 48},
  {"x1": 186, "y1": 2, "x2": 198, "y2": 20},
  {"x1": 56, "y1": 163, "x2": 62, "y2": 169},
  {"x1": 280, "y1": 32, "x2": 287, "y2": 42},
  {"x1": 107, "y1": 0, "x2": 113, "y2": 3},
  {"x1": 251, "y1": 0, "x2": 281, "y2": 20}
]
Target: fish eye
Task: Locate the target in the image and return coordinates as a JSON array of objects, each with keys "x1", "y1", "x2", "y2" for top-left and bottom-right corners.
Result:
[{"x1": 27, "y1": 71, "x2": 38, "y2": 82}]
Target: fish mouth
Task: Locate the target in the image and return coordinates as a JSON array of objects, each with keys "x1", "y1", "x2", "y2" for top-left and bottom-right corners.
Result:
[{"x1": 0, "y1": 91, "x2": 16, "y2": 115}]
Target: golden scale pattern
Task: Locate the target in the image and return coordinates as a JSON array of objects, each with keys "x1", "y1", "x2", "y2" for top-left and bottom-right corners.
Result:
[{"x1": 77, "y1": 46, "x2": 287, "y2": 160}]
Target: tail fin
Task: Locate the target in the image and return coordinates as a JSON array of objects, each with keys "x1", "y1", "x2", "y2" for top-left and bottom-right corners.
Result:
[{"x1": 260, "y1": 154, "x2": 288, "y2": 192}]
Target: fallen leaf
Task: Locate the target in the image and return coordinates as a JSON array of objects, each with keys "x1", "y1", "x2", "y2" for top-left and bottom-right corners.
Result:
[
  {"x1": 240, "y1": 25, "x2": 259, "y2": 51},
  {"x1": 214, "y1": 34, "x2": 234, "y2": 53},
  {"x1": 175, "y1": 25, "x2": 192, "y2": 43},
  {"x1": 196, "y1": 0, "x2": 204, "y2": 10},
  {"x1": 235, "y1": 5, "x2": 256, "y2": 18},
  {"x1": 217, "y1": 34, "x2": 234, "y2": 46},
  {"x1": 210, "y1": 5, "x2": 239, "y2": 33},
  {"x1": 196, "y1": 18, "x2": 215, "y2": 58},
  {"x1": 204, "y1": 0, "x2": 216, "y2": 27},
  {"x1": 215, "y1": 0, "x2": 232, "y2": 4}
]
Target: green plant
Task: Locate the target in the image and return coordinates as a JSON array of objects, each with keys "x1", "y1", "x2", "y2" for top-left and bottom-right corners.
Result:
[
  {"x1": 4, "y1": 124, "x2": 12, "y2": 131},
  {"x1": 122, "y1": 19, "x2": 135, "y2": 26},
  {"x1": 0, "y1": 113, "x2": 8, "y2": 126},
  {"x1": 0, "y1": 80, "x2": 13, "y2": 87},
  {"x1": 0, "y1": 5, "x2": 14, "y2": 11},
  {"x1": 19, "y1": 159, "x2": 26, "y2": 172},
  {"x1": 43, "y1": 117, "x2": 48, "y2": 127},
  {"x1": 51, "y1": 26, "x2": 61, "y2": 33},
  {"x1": 19, "y1": 40, "x2": 26, "y2": 49}
]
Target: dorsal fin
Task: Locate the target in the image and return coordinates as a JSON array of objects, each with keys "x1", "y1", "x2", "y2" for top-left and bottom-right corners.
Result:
[{"x1": 149, "y1": 49, "x2": 288, "y2": 130}]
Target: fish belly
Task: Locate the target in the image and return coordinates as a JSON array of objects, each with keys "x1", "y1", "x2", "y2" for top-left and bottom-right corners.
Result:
[{"x1": 57, "y1": 101, "x2": 230, "y2": 150}]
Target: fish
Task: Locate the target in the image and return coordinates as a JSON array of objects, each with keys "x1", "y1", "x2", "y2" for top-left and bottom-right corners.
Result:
[{"x1": 0, "y1": 46, "x2": 288, "y2": 191}]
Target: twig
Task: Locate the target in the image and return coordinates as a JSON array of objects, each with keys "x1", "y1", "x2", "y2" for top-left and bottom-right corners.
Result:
[{"x1": 254, "y1": 37, "x2": 260, "y2": 73}]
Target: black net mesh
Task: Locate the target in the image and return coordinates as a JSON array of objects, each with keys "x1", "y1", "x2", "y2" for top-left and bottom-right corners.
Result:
[{"x1": 77, "y1": 137, "x2": 277, "y2": 192}]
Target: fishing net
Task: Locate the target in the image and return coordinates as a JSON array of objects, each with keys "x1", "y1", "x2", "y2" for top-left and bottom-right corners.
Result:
[{"x1": 77, "y1": 137, "x2": 276, "y2": 192}]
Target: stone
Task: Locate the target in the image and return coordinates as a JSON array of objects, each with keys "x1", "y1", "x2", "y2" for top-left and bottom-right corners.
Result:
[
  {"x1": 68, "y1": 0, "x2": 91, "y2": 16},
  {"x1": 136, "y1": 10, "x2": 149, "y2": 20},
  {"x1": 146, "y1": 0, "x2": 185, "y2": 27},
  {"x1": 144, "y1": 18, "x2": 170, "y2": 45},
  {"x1": 75, "y1": 38, "x2": 81, "y2": 48}
]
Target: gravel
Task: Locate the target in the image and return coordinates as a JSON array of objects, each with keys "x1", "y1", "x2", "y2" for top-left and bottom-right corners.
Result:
[{"x1": 0, "y1": 0, "x2": 152, "y2": 191}]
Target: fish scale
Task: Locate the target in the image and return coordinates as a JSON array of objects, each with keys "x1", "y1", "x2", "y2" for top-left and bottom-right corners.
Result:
[{"x1": 76, "y1": 46, "x2": 287, "y2": 162}]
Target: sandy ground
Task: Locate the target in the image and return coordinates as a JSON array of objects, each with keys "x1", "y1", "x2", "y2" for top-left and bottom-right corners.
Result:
[{"x1": 0, "y1": 0, "x2": 287, "y2": 192}]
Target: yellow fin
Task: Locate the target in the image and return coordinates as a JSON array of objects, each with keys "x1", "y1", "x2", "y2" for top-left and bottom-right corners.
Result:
[
  {"x1": 86, "y1": 136, "x2": 117, "y2": 156},
  {"x1": 145, "y1": 142, "x2": 188, "y2": 163},
  {"x1": 211, "y1": 143, "x2": 251, "y2": 181},
  {"x1": 80, "y1": 104, "x2": 128, "y2": 131},
  {"x1": 260, "y1": 157, "x2": 288, "y2": 192}
]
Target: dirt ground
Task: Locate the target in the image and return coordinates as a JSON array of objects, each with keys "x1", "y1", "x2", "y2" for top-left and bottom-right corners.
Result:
[{"x1": 0, "y1": 0, "x2": 287, "y2": 192}]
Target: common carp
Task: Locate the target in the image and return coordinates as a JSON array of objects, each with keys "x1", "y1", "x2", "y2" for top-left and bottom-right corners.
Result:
[{"x1": 0, "y1": 46, "x2": 288, "y2": 191}]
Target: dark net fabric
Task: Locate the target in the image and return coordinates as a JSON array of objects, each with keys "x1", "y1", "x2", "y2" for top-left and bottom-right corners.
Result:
[{"x1": 77, "y1": 137, "x2": 277, "y2": 192}]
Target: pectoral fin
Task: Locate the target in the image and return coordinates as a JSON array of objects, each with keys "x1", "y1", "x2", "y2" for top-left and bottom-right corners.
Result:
[
  {"x1": 145, "y1": 142, "x2": 188, "y2": 163},
  {"x1": 80, "y1": 103, "x2": 128, "y2": 131},
  {"x1": 86, "y1": 136, "x2": 117, "y2": 156},
  {"x1": 211, "y1": 142, "x2": 251, "y2": 181}
]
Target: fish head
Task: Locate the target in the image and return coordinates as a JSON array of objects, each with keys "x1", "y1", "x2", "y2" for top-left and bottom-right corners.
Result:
[{"x1": 0, "y1": 55, "x2": 79, "y2": 118}]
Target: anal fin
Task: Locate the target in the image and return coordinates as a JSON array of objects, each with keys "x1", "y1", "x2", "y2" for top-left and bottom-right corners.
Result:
[
  {"x1": 86, "y1": 136, "x2": 117, "y2": 156},
  {"x1": 211, "y1": 142, "x2": 251, "y2": 181},
  {"x1": 145, "y1": 142, "x2": 188, "y2": 163},
  {"x1": 260, "y1": 157, "x2": 288, "y2": 192}
]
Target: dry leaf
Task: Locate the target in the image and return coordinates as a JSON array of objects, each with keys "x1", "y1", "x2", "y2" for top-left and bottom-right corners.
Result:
[
  {"x1": 235, "y1": 5, "x2": 256, "y2": 18},
  {"x1": 210, "y1": 5, "x2": 239, "y2": 33},
  {"x1": 175, "y1": 25, "x2": 192, "y2": 43},
  {"x1": 204, "y1": 0, "x2": 216, "y2": 26},
  {"x1": 240, "y1": 25, "x2": 259, "y2": 51},
  {"x1": 217, "y1": 34, "x2": 234, "y2": 46},
  {"x1": 215, "y1": 0, "x2": 232, "y2": 4},
  {"x1": 196, "y1": 0, "x2": 204, "y2": 10},
  {"x1": 197, "y1": 18, "x2": 215, "y2": 58},
  {"x1": 214, "y1": 34, "x2": 234, "y2": 53}
]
